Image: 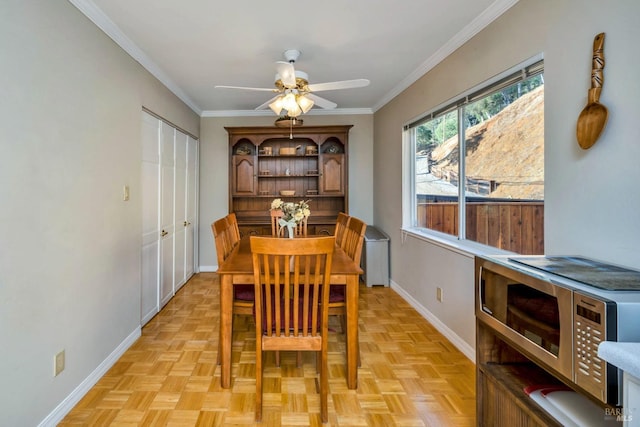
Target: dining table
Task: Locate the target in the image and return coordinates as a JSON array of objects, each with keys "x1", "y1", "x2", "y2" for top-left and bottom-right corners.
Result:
[{"x1": 216, "y1": 234, "x2": 363, "y2": 389}]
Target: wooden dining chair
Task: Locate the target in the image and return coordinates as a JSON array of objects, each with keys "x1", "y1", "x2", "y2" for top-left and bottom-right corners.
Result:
[
  {"x1": 329, "y1": 216, "x2": 367, "y2": 365},
  {"x1": 270, "y1": 209, "x2": 308, "y2": 237},
  {"x1": 334, "y1": 212, "x2": 350, "y2": 247},
  {"x1": 226, "y1": 212, "x2": 241, "y2": 246},
  {"x1": 212, "y1": 215, "x2": 254, "y2": 364},
  {"x1": 212, "y1": 216, "x2": 234, "y2": 265},
  {"x1": 340, "y1": 216, "x2": 367, "y2": 263},
  {"x1": 250, "y1": 236, "x2": 335, "y2": 423},
  {"x1": 269, "y1": 209, "x2": 309, "y2": 365},
  {"x1": 222, "y1": 213, "x2": 253, "y2": 316}
]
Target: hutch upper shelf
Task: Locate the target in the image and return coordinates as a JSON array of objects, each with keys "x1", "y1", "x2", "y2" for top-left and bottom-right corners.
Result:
[{"x1": 226, "y1": 125, "x2": 352, "y2": 237}]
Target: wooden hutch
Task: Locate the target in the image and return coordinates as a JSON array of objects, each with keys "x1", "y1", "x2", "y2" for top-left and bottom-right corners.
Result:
[{"x1": 226, "y1": 125, "x2": 351, "y2": 237}]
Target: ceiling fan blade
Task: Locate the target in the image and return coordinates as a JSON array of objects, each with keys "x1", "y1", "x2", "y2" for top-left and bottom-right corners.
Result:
[
  {"x1": 306, "y1": 93, "x2": 337, "y2": 109},
  {"x1": 255, "y1": 95, "x2": 281, "y2": 111},
  {"x1": 215, "y1": 85, "x2": 277, "y2": 92},
  {"x1": 307, "y1": 79, "x2": 370, "y2": 92},
  {"x1": 276, "y1": 61, "x2": 296, "y2": 88}
]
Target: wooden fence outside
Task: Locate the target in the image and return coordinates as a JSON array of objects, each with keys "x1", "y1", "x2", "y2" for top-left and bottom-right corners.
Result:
[{"x1": 417, "y1": 201, "x2": 544, "y2": 255}]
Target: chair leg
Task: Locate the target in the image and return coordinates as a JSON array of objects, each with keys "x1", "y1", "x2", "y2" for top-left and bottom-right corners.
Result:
[
  {"x1": 255, "y1": 349, "x2": 263, "y2": 422},
  {"x1": 320, "y1": 349, "x2": 328, "y2": 423}
]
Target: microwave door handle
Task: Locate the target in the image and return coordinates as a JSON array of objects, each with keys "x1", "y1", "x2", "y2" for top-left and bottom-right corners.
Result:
[{"x1": 478, "y1": 266, "x2": 493, "y2": 315}]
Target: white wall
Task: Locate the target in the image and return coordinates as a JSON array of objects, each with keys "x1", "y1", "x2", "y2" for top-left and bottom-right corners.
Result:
[
  {"x1": 198, "y1": 114, "x2": 373, "y2": 271},
  {"x1": 374, "y1": 0, "x2": 640, "y2": 356},
  {"x1": 543, "y1": 1, "x2": 640, "y2": 267},
  {"x1": 0, "y1": 1, "x2": 198, "y2": 425},
  {"x1": 6, "y1": 0, "x2": 637, "y2": 423}
]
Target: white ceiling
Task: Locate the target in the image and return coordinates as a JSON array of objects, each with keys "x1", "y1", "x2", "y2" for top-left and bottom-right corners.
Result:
[{"x1": 69, "y1": 0, "x2": 518, "y2": 116}]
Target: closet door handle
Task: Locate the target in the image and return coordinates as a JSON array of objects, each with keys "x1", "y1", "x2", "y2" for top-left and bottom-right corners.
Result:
[{"x1": 161, "y1": 230, "x2": 168, "y2": 237}]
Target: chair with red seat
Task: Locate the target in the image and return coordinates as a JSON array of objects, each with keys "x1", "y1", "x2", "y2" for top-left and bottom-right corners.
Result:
[
  {"x1": 212, "y1": 214, "x2": 254, "y2": 364},
  {"x1": 250, "y1": 235, "x2": 335, "y2": 422}
]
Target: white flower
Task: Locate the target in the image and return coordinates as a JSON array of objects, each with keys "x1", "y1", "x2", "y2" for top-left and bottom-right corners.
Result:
[
  {"x1": 270, "y1": 198, "x2": 311, "y2": 225},
  {"x1": 270, "y1": 198, "x2": 283, "y2": 210}
]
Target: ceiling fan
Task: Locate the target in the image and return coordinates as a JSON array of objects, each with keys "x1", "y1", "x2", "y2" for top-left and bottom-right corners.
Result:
[{"x1": 215, "y1": 50, "x2": 370, "y2": 117}]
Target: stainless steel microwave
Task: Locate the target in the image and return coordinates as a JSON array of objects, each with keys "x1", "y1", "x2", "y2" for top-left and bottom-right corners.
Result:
[{"x1": 476, "y1": 255, "x2": 640, "y2": 406}]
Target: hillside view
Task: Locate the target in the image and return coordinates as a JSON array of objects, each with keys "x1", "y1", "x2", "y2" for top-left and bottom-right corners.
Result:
[{"x1": 423, "y1": 85, "x2": 544, "y2": 200}]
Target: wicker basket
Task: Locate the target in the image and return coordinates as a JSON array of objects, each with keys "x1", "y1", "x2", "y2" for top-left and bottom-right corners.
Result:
[{"x1": 279, "y1": 147, "x2": 297, "y2": 156}]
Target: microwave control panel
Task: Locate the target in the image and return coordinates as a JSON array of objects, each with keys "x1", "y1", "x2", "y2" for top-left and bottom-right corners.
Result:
[{"x1": 573, "y1": 292, "x2": 613, "y2": 403}]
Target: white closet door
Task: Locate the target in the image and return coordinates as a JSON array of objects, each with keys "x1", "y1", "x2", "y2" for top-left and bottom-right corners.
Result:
[
  {"x1": 160, "y1": 122, "x2": 175, "y2": 307},
  {"x1": 141, "y1": 111, "x2": 161, "y2": 324},
  {"x1": 173, "y1": 130, "x2": 188, "y2": 291},
  {"x1": 185, "y1": 135, "x2": 198, "y2": 278}
]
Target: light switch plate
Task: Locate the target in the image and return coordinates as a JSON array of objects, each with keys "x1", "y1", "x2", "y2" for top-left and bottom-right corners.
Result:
[{"x1": 54, "y1": 350, "x2": 65, "y2": 376}]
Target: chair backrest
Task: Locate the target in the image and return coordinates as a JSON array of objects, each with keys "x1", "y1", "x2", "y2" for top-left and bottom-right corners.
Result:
[
  {"x1": 334, "y1": 212, "x2": 350, "y2": 247},
  {"x1": 270, "y1": 210, "x2": 283, "y2": 236},
  {"x1": 340, "y1": 216, "x2": 367, "y2": 266},
  {"x1": 212, "y1": 216, "x2": 237, "y2": 265},
  {"x1": 250, "y1": 236, "x2": 335, "y2": 346},
  {"x1": 270, "y1": 209, "x2": 308, "y2": 238},
  {"x1": 226, "y1": 212, "x2": 241, "y2": 246}
]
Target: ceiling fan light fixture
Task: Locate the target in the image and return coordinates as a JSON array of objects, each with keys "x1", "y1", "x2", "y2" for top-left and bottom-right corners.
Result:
[
  {"x1": 286, "y1": 102, "x2": 302, "y2": 118},
  {"x1": 281, "y1": 92, "x2": 297, "y2": 110},
  {"x1": 269, "y1": 97, "x2": 284, "y2": 115},
  {"x1": 217, "y1": 49, "x2": 369, "y2": 115},
  {"x1": 297, "y1": 94, "x2": 314, "y2": 113}
]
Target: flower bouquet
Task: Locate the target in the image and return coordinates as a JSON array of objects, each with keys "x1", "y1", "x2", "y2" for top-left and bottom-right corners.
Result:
[{"x1": 270, "y1": 198, "x2": 311, "y2": 238}]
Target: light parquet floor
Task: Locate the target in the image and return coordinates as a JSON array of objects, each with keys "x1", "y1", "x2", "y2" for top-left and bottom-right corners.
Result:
[{"x1": 59, "y1": 273, "x2": 476, "y2": 426}]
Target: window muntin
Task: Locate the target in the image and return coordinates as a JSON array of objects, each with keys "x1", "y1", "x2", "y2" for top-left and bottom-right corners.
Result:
[{"x1": 409, "y1": 61, "x2": 544, "y2": 254}]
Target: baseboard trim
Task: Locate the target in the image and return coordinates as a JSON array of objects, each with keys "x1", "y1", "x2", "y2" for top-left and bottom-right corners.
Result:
[
  {"x1": 199, "y1": 265, "x2": 217, "y2": 272},
  {"x1": 390, "y1": 280, "x2": 476, "y2": 363},
  {"x1": 38, "y1": 328, "x2": 142, "y2": 427}
]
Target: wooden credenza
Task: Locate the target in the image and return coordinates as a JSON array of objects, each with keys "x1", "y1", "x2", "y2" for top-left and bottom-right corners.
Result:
[{"x1": 226, "y1": 125, "x2": 351, "y2": 237}]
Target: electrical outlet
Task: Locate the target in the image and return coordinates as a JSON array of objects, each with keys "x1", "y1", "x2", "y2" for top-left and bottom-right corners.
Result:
[
  {"x1": 123, "y1": 185, "x2": 130, "y2": 201},
  {"x1": 54, "y1": 350, "x2": 65, "y2": 376},
  {"x1": 436, "y1": 287, "x2": 443, "y2": 302}
]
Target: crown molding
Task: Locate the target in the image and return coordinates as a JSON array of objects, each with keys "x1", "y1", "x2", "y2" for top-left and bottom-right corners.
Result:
[
  {"x1": 201, "y1": 107, "x2": 373, "y2": 118},
  {"x1": 371, "y1": 0, "x2": 520, "y2": 112},
  {"x1": 69, "y1": 0, "x2": 517, "y2": 118},
  {"x1": 67, "y1": 0, "x2": 202, "y2": 115}
]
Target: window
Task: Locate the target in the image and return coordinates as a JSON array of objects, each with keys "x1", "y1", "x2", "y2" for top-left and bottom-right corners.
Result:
[{"x1": 406, "y1": 58, "x2": 544, "y2": 254}]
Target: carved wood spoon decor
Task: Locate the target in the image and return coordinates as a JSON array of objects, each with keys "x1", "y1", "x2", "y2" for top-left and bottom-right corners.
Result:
[{"x1": 576, "y1": 32, "x2": 608, "y2": 149}]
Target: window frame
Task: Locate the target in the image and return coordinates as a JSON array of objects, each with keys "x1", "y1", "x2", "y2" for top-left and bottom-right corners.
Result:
[{"x1": 403, "y1": 54, "x2": 544, "y2": 256}]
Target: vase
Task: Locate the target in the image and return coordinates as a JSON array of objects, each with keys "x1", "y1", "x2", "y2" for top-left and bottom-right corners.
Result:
[{"x1": 278, "y1": 217, "x2": 296, "y2": 239}]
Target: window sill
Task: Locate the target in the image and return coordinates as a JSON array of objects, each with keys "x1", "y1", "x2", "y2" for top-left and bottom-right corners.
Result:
[{"x1": 400, "y1": 227, "x2": 517, "y2": 259}]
